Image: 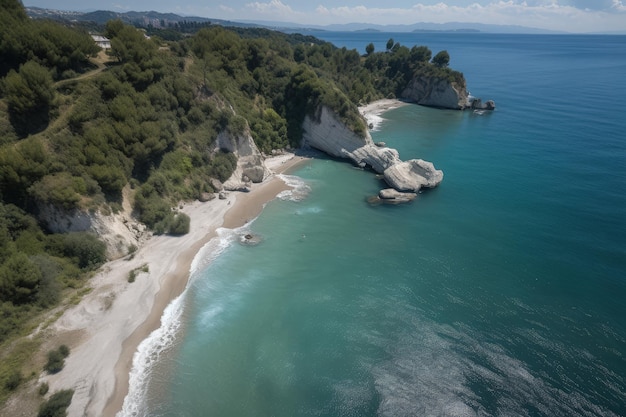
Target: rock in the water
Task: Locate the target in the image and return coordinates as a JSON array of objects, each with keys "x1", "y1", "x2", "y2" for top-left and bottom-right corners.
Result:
[
  {"x1": 470, "y1": 98, "x2": 496, "y2": 110},
  {"x1": 383, "y1": 159, "x2": 443, "y2": 192},
  {"x1": 218, "y1": 192, "x2": 228, "y2": 200},
  {"x1": 368, "y1": 189, "x2": 417, "y2": 205},
  {"x1": 239, "y1": 233, "x2": 262, "y2": 245}
]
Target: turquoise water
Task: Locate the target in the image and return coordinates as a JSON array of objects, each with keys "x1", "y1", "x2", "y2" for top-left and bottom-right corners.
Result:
[{"x1": 129, "y1": 34, "x2": 626, "y2": 416}]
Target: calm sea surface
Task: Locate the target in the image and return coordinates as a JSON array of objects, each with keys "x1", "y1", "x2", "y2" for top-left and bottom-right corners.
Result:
[{"x1": 123, "y1": 33, "x2": 626, "y2": 416}]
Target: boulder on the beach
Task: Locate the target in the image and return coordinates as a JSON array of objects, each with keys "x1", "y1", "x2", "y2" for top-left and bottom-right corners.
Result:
[
  {"x1": 199, "y1": 192, "x2": 216, "y2": 202},
  {"x1": 383, "y1": 159, "x2": 443, "y2": 192}
]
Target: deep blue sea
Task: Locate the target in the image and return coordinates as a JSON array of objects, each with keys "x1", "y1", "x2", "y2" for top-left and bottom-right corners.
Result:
[{"x1": 123, "y1": 33, "x2": 626, "y2": 417}]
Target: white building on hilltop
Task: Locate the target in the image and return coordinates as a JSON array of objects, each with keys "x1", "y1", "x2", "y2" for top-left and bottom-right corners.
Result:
[{"x1": 91, "y1": 35, "x2": 111, "y2": 49}]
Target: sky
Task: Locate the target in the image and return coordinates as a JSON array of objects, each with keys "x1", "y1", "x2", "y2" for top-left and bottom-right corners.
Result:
[{"x1": 23, "y1": 0, "x2": 626, "y2": 33}]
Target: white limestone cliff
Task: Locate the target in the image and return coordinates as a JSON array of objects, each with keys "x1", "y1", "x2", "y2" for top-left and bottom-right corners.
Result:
[
  {"x1": 401, "y1": 76, "x2": 469, "y2": 109},
  {"x1": 383, "y1": 159, "x2": 444, "y2": 192},
  {"x1": 216, "y1": 127, "x2": 271, "y2": 191},
  {"x1": 37, "y1": 186, "x2": 147, "y2": 259},
  {"x1": 302, "y1": 106, "x2": 443, "y2": 195}
]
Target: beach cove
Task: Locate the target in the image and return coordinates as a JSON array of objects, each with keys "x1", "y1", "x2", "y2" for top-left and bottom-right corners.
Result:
[
  {"x1": 33, "y1": 151, "x2": 310, "y2": 417},
  {"x1": 33, "y1": 99, "x2": 400, "y2": 417}
]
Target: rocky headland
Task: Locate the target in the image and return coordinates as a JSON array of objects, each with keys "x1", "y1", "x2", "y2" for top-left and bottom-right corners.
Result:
[
  {"x1": 302, "y1": 105, "x2": 444, "y2": 201},
  {"x1": 401, "y1": 73, "x2": 495, "y2": 111}
]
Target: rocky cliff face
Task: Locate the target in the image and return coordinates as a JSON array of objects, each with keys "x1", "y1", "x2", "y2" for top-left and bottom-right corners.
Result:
[
  {"x1": 302, "y1": 106, "x2": 443, "y2": 195},
  {"x1": 302, "y1": 106, "x2": 403, "y2": 173},
  {"x1": 216, "y1": 127, "x2": 271, "y2": 191},
  {"x1": 38, "y1": 186, "x2": 147, "y2": 260},
  {"x1": 401, "y1": 76, "x2": 469, "y2": 110}
]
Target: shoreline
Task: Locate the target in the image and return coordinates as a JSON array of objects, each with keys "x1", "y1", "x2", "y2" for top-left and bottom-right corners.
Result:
[
  {"x1": 40, "y1": 153, "x2": 310, "y2": 417},
  {"x1": 38, "y1": 99, "x2": 393, "y2": 417},
  {"x1": 359, "y1": 98, "x2": 409, "y2": 130}
]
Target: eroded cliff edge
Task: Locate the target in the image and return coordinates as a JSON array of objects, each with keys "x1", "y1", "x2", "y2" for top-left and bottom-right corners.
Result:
[
  {"x1": 302, "y1": 105, "x2": 443, "y2": 201},
  {"x1": 401, "y1": 75, "x2": 495, "y2": 110}
]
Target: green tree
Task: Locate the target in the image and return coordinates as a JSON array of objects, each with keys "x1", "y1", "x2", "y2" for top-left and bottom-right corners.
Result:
[
  {"x1": 365, "y1": 42, "x2": 375, "y2": 56},
  {"x1": 386, "y1": 38, "x2": 395, "y2": 51},
  {"x1": 0, "y1": 253, "x2": 42, "y2": 304},
  {"x1": 432, "y1": 50, "x2": 450, "y2": 67},
  {"x1": 37, "y1": 389, "x2": 73, "y2": 417},
  {"x1": 4, "y1": 61, "x2": 54, "y2": 116},
  {"x1": 410, "y1": 45, "x2": 432, "y2": 63}
]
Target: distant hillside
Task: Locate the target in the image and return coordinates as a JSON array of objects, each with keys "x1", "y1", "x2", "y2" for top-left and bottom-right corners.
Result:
[
  {"x1": 25, "y1": 7, "x2": 264, "y2": 29},
  {"x1": 243, "y1": 20, "x2": 566, "y2": 34}
]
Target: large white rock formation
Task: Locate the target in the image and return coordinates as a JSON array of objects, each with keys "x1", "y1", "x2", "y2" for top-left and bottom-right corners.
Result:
[
  {"x1": 302, "y1": 106, "x2": 443, "y2": 194},
  {"x1": 383, "y1": 159, "x2": 444, "y2": 192},
  {"x1": 401, "y1": 76, "x2": 469, "y2": 109}
]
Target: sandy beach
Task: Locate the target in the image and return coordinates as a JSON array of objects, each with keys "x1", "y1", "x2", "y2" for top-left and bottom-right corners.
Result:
[
  {"x1": 35, "y1": 152, "x2": 309, "y2": 417},
  {"x1": 359, "y1": 98, "x2": 409, "y2": 130}
]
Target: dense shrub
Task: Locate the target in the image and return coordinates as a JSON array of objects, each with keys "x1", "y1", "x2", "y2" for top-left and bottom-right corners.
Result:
[
  {"x1": 44, "y1": 345, "x2": 70, "y2": 374},
  {"x1": 44, "y1": 350, "x2": 64, "y2": 374},
  {"x1": 4, "y1": 371, "x2": 21, "y2": 390},
  {"x1": 168, "y1": 213, "x2": 190, "y2": 235},
  {"x1": 37, "y1": 389, "x2": 74, "y2": 417},
  {"x1": 47, "y1": 232, "x2": 107, "y2": 270}
]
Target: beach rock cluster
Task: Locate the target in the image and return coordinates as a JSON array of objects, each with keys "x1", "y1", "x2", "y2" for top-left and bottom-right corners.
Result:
[{"x1": 302, "y1": 106, "x2": 443, "y2": 201}]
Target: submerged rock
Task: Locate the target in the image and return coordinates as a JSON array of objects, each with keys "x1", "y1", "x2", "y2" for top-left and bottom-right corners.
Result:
[{"x1": 239, "y1": 233, "x2": 262, "y2": 245}]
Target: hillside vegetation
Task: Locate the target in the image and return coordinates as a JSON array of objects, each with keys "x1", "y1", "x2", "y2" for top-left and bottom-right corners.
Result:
[{"x1": 0, "y1": 0, "x2": 465, "y2": 406}]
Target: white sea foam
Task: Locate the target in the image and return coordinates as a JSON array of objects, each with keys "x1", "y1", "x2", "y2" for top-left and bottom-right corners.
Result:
[
  {"x1": 365, "y1": 113, "x2": 385, "y2": 131},
  {"x1": 118, "y1": 227, "x2": 241, "y2": 417},
  {"x1": 294, "y1": 206, "x2": 323, "y2": 215},
  {"x1": 277, "y1": 174, "x2": 311, "y2": 201},
  {"x1": 118, "y1": 293, "x2": 186, "y2": 417}
]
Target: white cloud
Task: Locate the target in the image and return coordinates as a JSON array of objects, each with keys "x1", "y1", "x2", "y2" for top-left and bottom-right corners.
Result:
[
  {"x1": 316, "y1": 5, "x2": 330, "y2": 15},
  {"x1": 245, "y1": 0, "x2": 304, "y2": 18},
  {"x1": 612, "y1": 0, "x2": 626, "y2": 11},
  {"x1": 303, "y1": 1, "x2": 625, "y2": 32}
]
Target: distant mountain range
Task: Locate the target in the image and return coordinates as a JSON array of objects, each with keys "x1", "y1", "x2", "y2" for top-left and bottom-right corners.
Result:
[
  {"x1": 25, "y1": 7, "x2": 260, "y2": 29},
  {"x1": 242, "y1": 20, "x2": 566, "y2": 34},
  {"x1": 25, "y1": 7, "x2": 569, "y2": 34}
]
